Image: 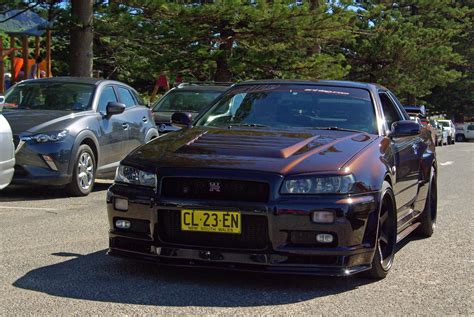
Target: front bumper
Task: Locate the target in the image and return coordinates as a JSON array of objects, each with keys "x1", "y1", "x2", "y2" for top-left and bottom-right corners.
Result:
[
  {"x1": 12, "y1": 138, "x2": 73, "y2": 186},
  {"x1": 106, "y1": 175, "x2": 381, "y2": 276}
]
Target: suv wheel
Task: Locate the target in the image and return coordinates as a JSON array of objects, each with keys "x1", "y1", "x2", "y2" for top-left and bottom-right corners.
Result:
[
  {"x1": 365, "y1": 181, "x2": 397, "y2": 279},
  {"x1": 66, "y1": 144, "x2": 96, "y2": 196}
]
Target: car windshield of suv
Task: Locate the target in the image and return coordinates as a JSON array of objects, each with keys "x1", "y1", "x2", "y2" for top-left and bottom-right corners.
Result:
[
  {"x1": 196, "y1": 85, "x2": 378, "y2": 134},
  {"x1": 438, "y1": 121, "x2": 450, "y2": 128},
  {"x1": 153, "y1": 91, "x2": 221, "y2": 113},
  {"x1": 3, "y1": 82, "x2": 94, "y2": 111}
]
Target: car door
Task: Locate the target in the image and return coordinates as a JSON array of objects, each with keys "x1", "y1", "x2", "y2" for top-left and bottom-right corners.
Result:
[
  {"x1": 96, "y1": 85, "x2": 130, "y2": 170},
  {"x1": 466, "y1": 124, "x2": 474, "y2": 140},
  {"x1": 379, "y1": 91, "x2": 421, "y2": 218},
  {"x1": 115, "y1": 86, "x2": 147, "y2": 150}
]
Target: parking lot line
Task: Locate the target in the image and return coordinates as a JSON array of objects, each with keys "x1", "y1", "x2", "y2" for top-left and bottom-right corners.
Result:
[{"x1": 0, "y1": 206, "x2": 58, "y2": 211}]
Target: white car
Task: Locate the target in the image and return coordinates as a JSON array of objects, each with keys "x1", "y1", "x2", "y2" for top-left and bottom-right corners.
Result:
[
  {"x1": 0, "y1": 108, "x2": 15, "y2": 189},
  {"x1": 437, "y1": 120, "x2": 456, "y2": 145}
]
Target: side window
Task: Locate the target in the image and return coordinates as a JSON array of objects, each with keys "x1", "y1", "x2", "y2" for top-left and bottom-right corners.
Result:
[
  {"x1": 97, "y1": 86, "x2": 117, "y2": 113},
  {"x1": 379, "y1": 92, "x2": 402, "y2": 129},
  {"x1": 116, "y1": 87, "x2": 136, "y2": 108},
  {"x1": 468, "y1": 125, "x2": 474, "y2": 131},
  {"x1": 388, "y1": 91, "x2": 409, "y2": 120}
]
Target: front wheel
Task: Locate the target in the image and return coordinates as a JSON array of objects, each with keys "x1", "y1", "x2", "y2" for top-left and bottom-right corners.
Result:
[
  {"x1": 365, "y1": 181, "x2": 397, "y2": 279},
  {"x1": 447, "y1": 136, "x2": 452, "y2": 145},
  {"x1": 417, "y1": 166, "x2": 437, "y2": 238},
  {"x1": 66, "y1": 144, "x2": 96, "y2": 196}
]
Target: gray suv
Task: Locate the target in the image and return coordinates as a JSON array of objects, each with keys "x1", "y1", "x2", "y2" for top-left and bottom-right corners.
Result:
[{"x1": 1, "y1": 77, "x2": 158, "y2": 196}]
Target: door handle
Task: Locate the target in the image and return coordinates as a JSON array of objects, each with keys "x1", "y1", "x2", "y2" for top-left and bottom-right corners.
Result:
[
  {"x1": 122, "y1": 123, "x2": 129, "y2": 130},
  {"x1": 142, "y1": 117, "x2": 148, "y2": 123}
]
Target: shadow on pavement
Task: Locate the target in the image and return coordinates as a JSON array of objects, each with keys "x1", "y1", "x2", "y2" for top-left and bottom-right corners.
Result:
[
  {"x1": 13, "y1": 249, "x2": 375, "y2": 307},
  {"x1": 0, "y1": 182, "x2": 111, "y2": 202}
]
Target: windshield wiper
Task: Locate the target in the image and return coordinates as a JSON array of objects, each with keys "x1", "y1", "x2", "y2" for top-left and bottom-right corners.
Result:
[
  {"x1": 313, "y1": 126, "x2": 363, "y2": 133},
  {"x1": 227, "y1": 123, "x2": 269, "y2": 128}
]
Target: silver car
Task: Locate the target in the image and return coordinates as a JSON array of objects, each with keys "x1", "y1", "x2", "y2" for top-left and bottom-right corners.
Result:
[{"x1": 0, "y1": 107, "x2": 15, "y2": 189}]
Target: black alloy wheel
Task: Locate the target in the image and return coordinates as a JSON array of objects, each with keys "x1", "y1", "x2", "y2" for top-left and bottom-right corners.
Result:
[
  {"x1": 417, "y1": 166, "x2": 437, "y2": 237},
  {"x1": 365, "y1": 181, "x2": 397, "y2": 279}
]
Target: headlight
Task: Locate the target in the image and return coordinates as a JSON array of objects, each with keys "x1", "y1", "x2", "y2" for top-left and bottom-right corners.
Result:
[
  {"x1": 281, "y1": 175, "x2": 355, "y2": 194},
  {"x1": 21, "y1": 130, "x2": 68, "y2": 143},
  {"x1": 115, "y1": 165, "x2": 156, "y2": 188}
]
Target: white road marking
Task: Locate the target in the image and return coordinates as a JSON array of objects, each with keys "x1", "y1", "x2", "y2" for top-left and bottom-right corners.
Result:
[
  {"x1": 0, "y1": 205, "x2": 58, "y2": 211},
  {"x1": 440, "y1": 161, "x2": 454, "y2": 166}
]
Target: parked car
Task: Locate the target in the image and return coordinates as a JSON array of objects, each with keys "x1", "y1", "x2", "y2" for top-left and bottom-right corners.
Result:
[
  {"x1": 1, "y1": 77, "x2": 158, "y2": 196},
  {"x1": 455, "y1": 122, "x2": 474, "y2": 142},
  {"x1": 0, "y1": 109, "x2": 15, "y2": 190},
  {"x1": 429, "y1": 119, "x2": 448, "y2": 146},
  {"x1": 152, "y1": 83, "x2": 230, "y2": 134},
  {"x1": 107, "y1": 80, "x2": 437, "y2": 279},
  {"x1": 464, "y1": 123, "x2": 474, "y2": 141},
  {"x1": 437, "y1": 120, "x2": 456, "y2": 144},
  {"x1": 404, "y1": 105, "x2": 428, "y2": 126}
]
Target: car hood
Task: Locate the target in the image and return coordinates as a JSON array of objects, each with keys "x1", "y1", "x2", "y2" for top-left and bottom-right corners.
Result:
[
  {"x1": 124, "y1": 127, "x2": 377, "y2": 175},
  {"x1": 2, "y1": 110, "x2": 81, "y2": 135}
]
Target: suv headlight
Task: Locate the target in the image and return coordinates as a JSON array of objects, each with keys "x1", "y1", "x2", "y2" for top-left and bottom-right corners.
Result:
[
  {"x1": 115, "y1": 165, "x2": 156, "y2": 188},
  {"x1": 21, "y1": 130, "x2": 68, "y2": 143},
  {"x1": 281, "y1": 174, "x2": 355, "y2": 194}
]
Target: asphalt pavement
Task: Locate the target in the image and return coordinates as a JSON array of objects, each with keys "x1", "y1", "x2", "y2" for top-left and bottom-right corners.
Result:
[{"x1": 0, "y1": 142, "x2": 473, "y2": 315}]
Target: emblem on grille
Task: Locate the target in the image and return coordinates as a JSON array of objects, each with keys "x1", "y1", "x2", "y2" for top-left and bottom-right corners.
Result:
[{"x1": 209, "y1": 182, "x2": 221, "y2": 192}]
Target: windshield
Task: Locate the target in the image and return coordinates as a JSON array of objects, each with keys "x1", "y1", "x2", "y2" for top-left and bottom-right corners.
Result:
[
  {"x1": 3, "y1": 82, "x2": 95, "y2": 111},
  {"x1": 196, "y1": 85, "x2": 378, "y2": 134},
  {"x1": 153, "y1": 90, "x2": 221, "y2": 112},
  {"x1": 438, "y1": 121, "x2": 449, "y2": 127}
]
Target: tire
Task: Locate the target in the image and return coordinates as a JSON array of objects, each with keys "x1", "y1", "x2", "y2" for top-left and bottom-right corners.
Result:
[
  {"x1": 456, "y1": 134, "x2": 465, "y2": 142},
  {"x1": 365, "y1": 181, "x2": 397, "y2": 279},
  {"x1": 66, "y1": 144, "x2": 96, "y2": 197},
  {"x1": 447, "y1": 136, "x2": 452, "y2": 145},
  {"x1": 416, "y1": 166, "x2": 437, "y2": 238}
]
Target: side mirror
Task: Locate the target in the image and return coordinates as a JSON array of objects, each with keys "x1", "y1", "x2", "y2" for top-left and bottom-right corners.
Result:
[
  {"x1": 106, "y1": 102, "x2": 126, "y2": 116},
  {"x1": 171, "y1": 112, "x2": 192, "y2": 128},
  {"x1": 391, "y1": 120, "x2": 421, "y2": 137}
]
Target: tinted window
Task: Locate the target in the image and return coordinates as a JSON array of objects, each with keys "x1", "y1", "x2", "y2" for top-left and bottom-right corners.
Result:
[
  {"x1": 116, "y1": 87, "x2": 136, "y2": 108},
  {"x1": 468, "y1": 125, "x2": 474, "y2": 131},
  {"x1": 196, "y1": 85, "x2": 377, "y2": 134},
  {"x1": 153, "y1": 91, "x2": 222, "y2": 112},
  {"x1": 379, "y1": 93, "x2": 402, "y2": 129},
  {"x1": 98, "y1": 86, "x2": 117, "y2": 113},
  {"x1": 3, "y1": 82, "x2": 94, "y2": 111}
]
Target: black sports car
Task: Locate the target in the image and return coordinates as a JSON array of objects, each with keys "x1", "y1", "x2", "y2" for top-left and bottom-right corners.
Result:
[{"x1": 106, "y1": 80, "x2": 437, "y2": 279}]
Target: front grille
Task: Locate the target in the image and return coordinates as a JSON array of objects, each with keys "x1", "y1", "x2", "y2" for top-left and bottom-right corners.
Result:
[
  {"x1": 157, "y1": 209, "x2": 269, "y2": 250},
  {"x1": 161, "y1": 177, "x2": 269, "y2": 203}
]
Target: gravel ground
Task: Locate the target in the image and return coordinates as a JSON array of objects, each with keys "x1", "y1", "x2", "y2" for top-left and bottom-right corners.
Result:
[{"x1": 0, "y1": 142, "x2": 472, "y2": 315}]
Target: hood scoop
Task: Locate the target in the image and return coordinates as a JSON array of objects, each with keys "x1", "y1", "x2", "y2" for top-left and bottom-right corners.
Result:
[{"x1": 176, "y1": 130, "x2": 321, "y2": 159}]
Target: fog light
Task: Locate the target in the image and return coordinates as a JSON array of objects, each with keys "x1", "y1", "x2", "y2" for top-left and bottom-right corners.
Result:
[
  {"x1": 42, "y1": 155, "x2": 58, "y2": 171},
  {"x1": 115, "y1": 219, "x2": 131, "y2": 229},
  {"x1": 311, "y1": 211, "x2": 335, "y2": 223},
  {"x1": 114, "y1": 198, "x2": 128, "y2": 211},
  {"x1": 316, "y1": 233, "x2": 334, "y2": 243}
]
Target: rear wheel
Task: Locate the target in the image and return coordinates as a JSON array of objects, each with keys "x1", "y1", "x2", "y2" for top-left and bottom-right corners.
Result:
[
  {"x1": 417, "y1": 167, "x2": 437, "y2": 238},
  {"x1": 365, "y1": 181, "x2": 397, "y2": 279},
  {"x1": 66, "y1": 144, "x2": 96, "y2": 197}
]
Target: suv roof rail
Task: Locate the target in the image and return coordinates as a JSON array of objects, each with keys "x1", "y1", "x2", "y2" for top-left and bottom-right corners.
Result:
[{"x1": 177, "y1": 82, "x2": 233, "y2": 88}]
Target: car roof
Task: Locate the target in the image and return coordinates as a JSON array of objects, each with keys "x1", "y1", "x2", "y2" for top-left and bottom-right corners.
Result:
[
  {"x1": 234, "y1": 79, "x2": 388, "y2": 90},
  {"x1": 17, "y1": 76, "x2": 132, "y2": 87},
  {"x1": 172, "y1": 83, "x2": 231, "y2": 92}
]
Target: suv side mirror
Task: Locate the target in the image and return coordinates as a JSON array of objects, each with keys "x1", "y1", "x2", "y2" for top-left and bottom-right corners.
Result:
[
  {"x1": 106, "y1": 102, "x2": 126, "y2": 116},
  {"x1": 171, "y1": 112, "x2": 192, "y2": 128},
  {"x1": 391, "y1": 120, "x2": 421, "y2": 137}
]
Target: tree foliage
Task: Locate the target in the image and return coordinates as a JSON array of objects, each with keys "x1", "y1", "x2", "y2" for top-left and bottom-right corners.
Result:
[{"x1": 1, "y1": 0, "x2": 472, "y2": 118}]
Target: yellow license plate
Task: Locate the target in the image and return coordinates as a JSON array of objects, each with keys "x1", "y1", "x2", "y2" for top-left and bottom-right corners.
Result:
[{"x1": 181, "y1": 210, "x2": 241, "y2": 234}]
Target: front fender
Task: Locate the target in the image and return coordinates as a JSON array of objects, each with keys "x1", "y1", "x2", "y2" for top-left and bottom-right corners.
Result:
[{"x1": 67, "y1": 130, "x2": 100, "y2": 175}]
